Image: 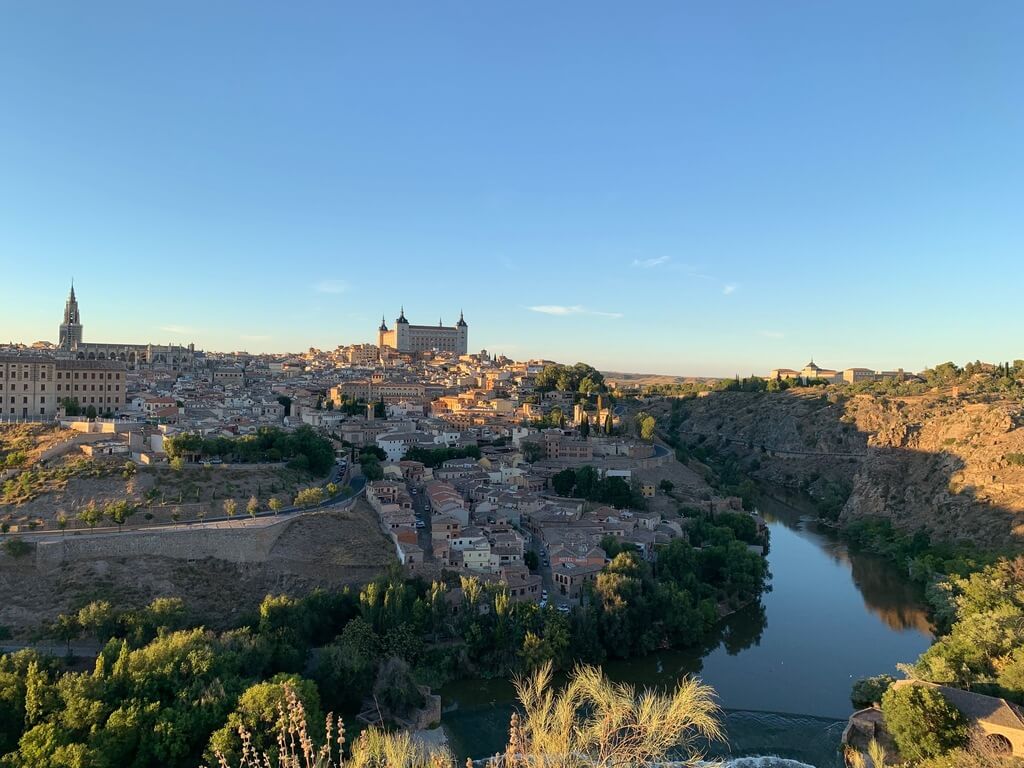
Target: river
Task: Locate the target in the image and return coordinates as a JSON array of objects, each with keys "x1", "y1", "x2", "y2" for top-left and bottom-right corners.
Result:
[{"x1": 438, "y1": 493, "x2": 934, "y2": 767}]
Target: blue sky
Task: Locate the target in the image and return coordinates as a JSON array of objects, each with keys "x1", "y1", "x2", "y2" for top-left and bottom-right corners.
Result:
[{"x1": 2, "y1": 2, "x2": 1022, "y2": 376}]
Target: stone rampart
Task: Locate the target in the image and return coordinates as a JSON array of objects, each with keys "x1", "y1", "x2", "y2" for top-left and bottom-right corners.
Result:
[{"x1": 34, "y1": 516, "x2": 296, "y2": 571}]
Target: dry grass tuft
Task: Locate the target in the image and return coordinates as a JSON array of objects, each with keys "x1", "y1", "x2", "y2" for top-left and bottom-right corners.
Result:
[{"x1": 210, "y1": 663, "x2": 722, "y2": 768}]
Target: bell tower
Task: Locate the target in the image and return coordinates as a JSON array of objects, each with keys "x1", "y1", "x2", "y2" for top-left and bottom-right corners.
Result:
[{"x1": 58, "y1": 282, "x2": 83, "y2": 350}]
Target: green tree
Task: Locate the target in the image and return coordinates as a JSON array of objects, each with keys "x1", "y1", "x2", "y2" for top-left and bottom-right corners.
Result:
[
  {"x1": 521, "y1": 442, "x2": 544, "y2": 463},
  {"x1": 103, "y1": 500, "x2": 136, "y2": 529},
  {"x1": 311, "y1": 616, "x2": 380, "y2": 713},
  {"x1": 294, "y1": 487, "x2": 326, "y2": 508},
  {"x1": 880, "y1": 684, "x2": 969, "y2": 762},
  {"x1": 551, "y1": 469, "x2": 576, "y2": 496},
  {"x1": 372, "y1": 657, "x2": 424, "y2": 720},
  {"x1": 361, "y1": 455, "x2": 384, "y2": 481},
  {"x1": 51, "y1": 614, "x2": 81, "y2": 655},
  {"x1": 850, "y1": 675, "x2": 895, "y2": 709},
  {"x1": 77, "y1": 501, "x2": 103, "y2": 528},
  {"x1": 76, "y1": 601, "x2": 119, "y2": 644},
  {"x1": 206, "y1": 674, "x2": 322, "y2": 766},
  {"x1": 60, "y1": 398, "x2": 81, "y2": 417}
]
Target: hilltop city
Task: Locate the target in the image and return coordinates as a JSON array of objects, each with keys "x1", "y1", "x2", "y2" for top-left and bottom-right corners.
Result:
[{"x1": 2, "y1": 286, "x2": 1024, "y2": 768}]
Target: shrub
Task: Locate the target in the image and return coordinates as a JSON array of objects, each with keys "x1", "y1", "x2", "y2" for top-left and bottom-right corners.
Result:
[
  {"x1": 2, "y1": 538, "x2": 32, "y2": 558},
  {"x1": 880, "y1": 684, "x2": 969, "y2": 762},
  {"x1": 851, "y1": 674, "x2": 895, "y2": 709}
]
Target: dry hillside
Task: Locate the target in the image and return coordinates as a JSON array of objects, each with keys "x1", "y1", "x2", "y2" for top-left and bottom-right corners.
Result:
[
  {"x1": 0, "y1": 501, "x2": 394, "y2": 637},
  {"x1": 661, "y1": 388, "x2": 1024, "y2": 547}
]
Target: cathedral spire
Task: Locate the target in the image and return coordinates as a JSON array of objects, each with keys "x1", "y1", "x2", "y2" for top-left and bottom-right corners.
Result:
[{"x1": 60, "y1": 282, "x2": 83, "y2": 350}]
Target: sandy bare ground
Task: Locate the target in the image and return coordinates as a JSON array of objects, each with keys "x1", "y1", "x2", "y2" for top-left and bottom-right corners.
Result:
[{"x1": 0, "y1": 501, "x2": 395, "y2": 639}]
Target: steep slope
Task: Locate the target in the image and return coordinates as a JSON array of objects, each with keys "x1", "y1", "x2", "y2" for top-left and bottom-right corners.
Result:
[{"x1": 661, "y1": 388, "x2": 1024, "y2": 547}]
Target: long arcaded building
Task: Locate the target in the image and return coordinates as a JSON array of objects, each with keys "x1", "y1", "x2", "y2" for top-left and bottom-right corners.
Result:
[{"x1": 57, "y1": 284, "x2": 198, "y2": 370}]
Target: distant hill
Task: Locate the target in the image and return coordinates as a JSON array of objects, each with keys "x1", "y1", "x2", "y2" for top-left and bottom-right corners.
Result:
[{"x1": 602, "y1": 371, "x2": 719, "y2": 388}]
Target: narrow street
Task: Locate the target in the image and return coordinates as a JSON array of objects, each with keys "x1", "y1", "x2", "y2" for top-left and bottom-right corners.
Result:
[{"x1": 410, "y1": 483, "x2": 433, "y2": 560}]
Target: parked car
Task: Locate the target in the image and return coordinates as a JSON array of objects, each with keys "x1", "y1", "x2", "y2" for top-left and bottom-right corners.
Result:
[
  {"x1": 557, "y1": 604, "x2": 570, "y2": 613},
  {"x1": 415, "y1": 520, "x2": 426, "y2": 528}
]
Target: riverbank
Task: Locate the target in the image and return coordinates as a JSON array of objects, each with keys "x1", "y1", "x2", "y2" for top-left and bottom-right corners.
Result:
[{"x1": 438, "y1": 496, "x2": 932, "y2": 767}]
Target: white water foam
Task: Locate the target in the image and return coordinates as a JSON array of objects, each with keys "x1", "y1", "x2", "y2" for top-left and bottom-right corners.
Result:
[{"x1": 717, "y1": 759, "x2": 818, "y2": 768}]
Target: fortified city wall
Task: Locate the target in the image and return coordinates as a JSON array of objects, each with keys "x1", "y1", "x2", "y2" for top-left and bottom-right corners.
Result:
[{"x1": 33, "y1": 515, "x2": 297, "y2": 571}]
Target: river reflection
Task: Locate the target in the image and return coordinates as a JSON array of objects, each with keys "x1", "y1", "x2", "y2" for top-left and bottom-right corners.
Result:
[
  {"x1": 758, "y1": 492, "x2": 934, "y2": 635},
  {"x1": 441, "y1": 492, "x2": 934, "y2": 765}
]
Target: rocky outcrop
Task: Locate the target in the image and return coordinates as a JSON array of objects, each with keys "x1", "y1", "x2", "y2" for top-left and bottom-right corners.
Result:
[{"x1": 662, "y1": 390, "x2": 1024, "y2": 547}]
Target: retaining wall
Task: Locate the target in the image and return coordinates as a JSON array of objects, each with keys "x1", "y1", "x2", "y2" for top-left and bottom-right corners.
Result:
[{"x1": 33, "y1": 516, "x2": 296, "y2": 571}]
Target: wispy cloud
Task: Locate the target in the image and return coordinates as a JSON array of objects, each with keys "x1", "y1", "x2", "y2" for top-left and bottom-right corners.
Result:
[
  {"x1": 528, "y1": 305, "x2": 623, "y2": 319},
  {"x1": 313, "y1": 279, "x2": 349, "y2": 294},
  {"x1": 632, "y1": 258, "x2": 739, "y2": 297},
  {"x1": 758, "y1": 330, "x2": 784, "y2": 339},
  {"x1": 159, "y1": 325, "x2": 194, "y2": 335},
  {"x1": 631, "y1": 256, "x2": 670, "y2": 269}
]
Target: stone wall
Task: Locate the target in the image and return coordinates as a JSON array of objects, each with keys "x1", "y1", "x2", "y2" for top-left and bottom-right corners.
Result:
[{"x1": 34, "y1": 516, "x2": 297, "y2": 571}]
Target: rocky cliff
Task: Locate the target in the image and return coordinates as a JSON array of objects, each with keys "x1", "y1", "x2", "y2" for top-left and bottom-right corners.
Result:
[{"x1": 660, "y1": 389, "x2": 1024, "y2": 547}]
